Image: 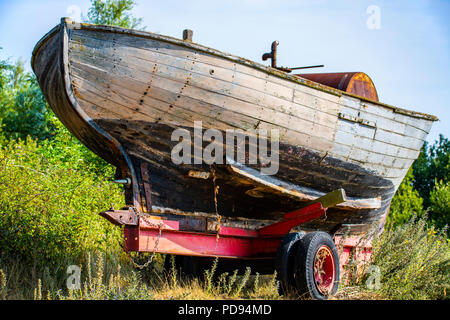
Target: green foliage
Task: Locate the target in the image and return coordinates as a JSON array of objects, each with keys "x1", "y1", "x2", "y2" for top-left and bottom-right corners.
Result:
[
  {"x1": 83, "y1": 0, "x2": 145, "y2": 30},
  {"x1": 388, "y1": 135, "x2": 449, "y2": 233},
  {"x1": 0, "y1": 48, "x2": 11, "y2": 93},
  {"x1": 386, "y1": 168, "x2": 424, "y2": 228},
  {"x1": 19, "y1": 252, "x2": 280, "y2": 300},
  {"x1": 429, "y1": 180, "x2": 450, "y2": 235},
  {"x1": 366, "y1": 216, "x2": 449, "y2": 300},
  {"x1": 201, "y1": 260, "x2": 279, "y2": 299},
  {"x1": 0, "y1": 133, "x2": 124, "y2": 271},
  {"x1": 204, "y1": 257, "x2": 218, "y2": 293},
  {"x1": 413, "y1": 135, "x2": 450, "y2": 207},
  {"x1": 39, "y1": 117, "x2": 116, "y2": 178},
  {"x1": 0, "y1": 56, "x2": 56, "y2": 141},
  {"x1": 56, "y1": 253, "x2": 154, "y2": 300}
]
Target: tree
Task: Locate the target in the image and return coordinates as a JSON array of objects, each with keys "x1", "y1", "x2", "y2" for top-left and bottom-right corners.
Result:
[
  {"x1": 0, "y1": 48, "x2": 10, "y2": 93},
  {"x1": 429, "y1": 180, "x2": 450, "y2": 235},
  {"x1": 83, "y1": 0, "x2": 145, "y2": 30},
  {"x1": 0, "y1": 55, "x2": 56, "y2": 141},
  {"x1": 413, "y1": 135, "x2": 450, "y2": 207}
]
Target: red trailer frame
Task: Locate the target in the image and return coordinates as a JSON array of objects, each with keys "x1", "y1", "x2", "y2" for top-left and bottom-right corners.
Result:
[
  {"x1": 124, "y1": 202, "x2": 326, "y2": 258},
  {"x1": 101, "y1": 201, "x2": 372, "y2": 267}
]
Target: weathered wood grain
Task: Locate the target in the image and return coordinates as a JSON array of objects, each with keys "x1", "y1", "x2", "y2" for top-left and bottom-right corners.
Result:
[{"x1": 31, "y1": 18, "x2": 437, "y2": 236}]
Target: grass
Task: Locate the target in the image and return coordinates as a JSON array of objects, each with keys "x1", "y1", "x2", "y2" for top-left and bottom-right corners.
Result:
[
  {"x1": 1, "y1": 216, "x2": 447, "y2": 300},
  {"x1": 1, "y1": 252, "x2": 281, "y2": 300}
]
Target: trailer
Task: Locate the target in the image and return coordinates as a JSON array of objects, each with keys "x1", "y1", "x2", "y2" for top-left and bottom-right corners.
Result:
[{"x1": 101, "y1": 188, "x2": 372, "y2": 300}]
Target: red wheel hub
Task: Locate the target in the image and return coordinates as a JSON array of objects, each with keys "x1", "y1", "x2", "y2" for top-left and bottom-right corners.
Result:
[{"x1": 313, "y1": 245, "x2": 335, "y2": 295}]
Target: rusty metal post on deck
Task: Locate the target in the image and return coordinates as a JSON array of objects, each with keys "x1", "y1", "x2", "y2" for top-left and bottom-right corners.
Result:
[
  {"x1": 262, "y1": 41, "x2": 279, "y2": 68},
  {"x1": 183, "y1": 29, "x2": 193, "y2": 42}
]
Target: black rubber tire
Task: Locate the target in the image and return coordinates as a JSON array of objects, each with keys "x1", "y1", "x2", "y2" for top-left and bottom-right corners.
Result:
[
  {"x1": 275, "y1": 232, "x2": 305, "y2": 295},
  {"x1": 293, "y1": 231, "x2": 340, "y2": 300}
]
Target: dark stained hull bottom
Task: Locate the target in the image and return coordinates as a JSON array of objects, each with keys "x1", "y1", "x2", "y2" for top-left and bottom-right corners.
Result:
[{"x1": 96, "y1": 119, "x2": 395, "y2": 233}]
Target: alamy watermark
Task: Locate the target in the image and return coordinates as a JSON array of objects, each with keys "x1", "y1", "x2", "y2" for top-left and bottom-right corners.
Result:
[
  {"x1": 170, "y1": 121, "x2": 280, "y2": 175},
  {"x1": 365, "y1": 265, "x2": 381, "y2": 290},
  {"x1": 366, "y1": 5, "x2": 381, "y2": 30},
  {"x1": 66, "y1": 265, "x2": 81, "y2": 290},
  {"x1": 66, "y1": 4, "x2": 81, "y2": 21}
]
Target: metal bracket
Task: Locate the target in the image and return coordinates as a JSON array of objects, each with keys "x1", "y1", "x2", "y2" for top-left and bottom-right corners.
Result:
[
  {"x1": 258, "y1": 202, "x2": 326, "y2": 237},
  {"x1": 99, "y1": 207, "x2": 139, "y2": 226},
  {"x1": 338, "y1": 112, "x2": 376, "y2": 128}
]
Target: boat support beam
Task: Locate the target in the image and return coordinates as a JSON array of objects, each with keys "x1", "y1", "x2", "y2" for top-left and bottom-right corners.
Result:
[{"x1": 115, "y1": 203, "x2": 327, "y2": 259}]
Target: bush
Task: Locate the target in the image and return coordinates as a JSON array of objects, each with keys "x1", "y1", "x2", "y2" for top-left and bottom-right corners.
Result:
[
  {"x1": 0, "y1": 132, "x2": 124, "y2": 271},
  {"x1": 361, "y1": 216, "x2": 449, "y2": 300},
  {"x1": 429, "y1": 180, "x2": 450, "y2": 235},
  {"x1": 84, "y1": 0, "x2": 145, "y2": 30},
  {"x1": 38, "y1": 117, "x2": 116, "y2": 178}
]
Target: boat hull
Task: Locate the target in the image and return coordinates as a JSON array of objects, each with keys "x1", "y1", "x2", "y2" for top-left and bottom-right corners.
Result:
[{"x1": 32, "y1": 19, "x2": 436, "y2": 234}]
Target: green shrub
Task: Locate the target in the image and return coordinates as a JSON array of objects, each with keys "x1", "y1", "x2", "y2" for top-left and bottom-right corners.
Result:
[
  {"x1": 362, "y1": 216, "x2": 449, "y2": 299},
  {"x1": 38, "y1": 117, "x2": 116, "y2": 178},
  {"x1": 429, "y1": 180, "x2": 450, "y2": 235},
  {"x1": 0, "y1": 134, "x2": 124, "y2": 271}
]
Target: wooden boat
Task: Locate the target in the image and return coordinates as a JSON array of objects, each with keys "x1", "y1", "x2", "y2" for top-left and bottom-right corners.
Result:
[{"x1": 32, "y1": 18, "x2": 437, "y2": 236}]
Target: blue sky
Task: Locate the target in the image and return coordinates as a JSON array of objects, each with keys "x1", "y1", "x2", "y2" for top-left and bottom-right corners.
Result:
[{"x1": 0, "y1": 0, "x2": 448, "y2": 143}]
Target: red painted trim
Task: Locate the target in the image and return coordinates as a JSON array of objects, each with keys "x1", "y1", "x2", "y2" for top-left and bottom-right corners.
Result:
[
  {"x1": 123, "y1": 203, "x2": 327, "y2": 258},
  {"x1": 283, "y1": 202, "x2": 323, "y2": 219},
  {"x1": 219, "y1": 226, "x2": 259, "y2": 238},
  {"x1": 259, "y1": 203, "x2": 325, "y2": 236},
  {"x1": 125, "y1": 227, "x2": 281, "y2": 258},
  {"x1": 139, "y1": 216, "x2": 179, "y2": 230}
]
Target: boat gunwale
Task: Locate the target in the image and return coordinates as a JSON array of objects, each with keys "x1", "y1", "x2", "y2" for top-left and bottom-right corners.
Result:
[{"x1": 32, "y1": 17, "x2": 437, "y2": 122}]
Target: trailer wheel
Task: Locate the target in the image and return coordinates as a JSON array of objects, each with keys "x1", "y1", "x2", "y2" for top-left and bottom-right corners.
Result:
[
  {"x1": 293, "y1": 231, "x2": 340, "y2": 300},
  {"x1": 275, "y1": 232, "x2": 305, "y2": 295}
]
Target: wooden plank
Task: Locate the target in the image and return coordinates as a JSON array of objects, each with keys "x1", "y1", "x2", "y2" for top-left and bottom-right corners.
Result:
[
  {"x1": 333, "y1": 128, "x2": 421, "y2": 161},
  {"x1": 303, "y1": 188, "x2": 346, "y2": 209},
  {"x1": 341, "y1": 95, "x2": 432, "y2": 135},
  {"x1": 227, "y1": 161, "x2": 381, "y2": 210},
  {"x1": 68, "y1": 25, "x2": 437, "y2": 123},
  {"x1": 140, "y1": 162, "x2": 153, "y2": 212},
  {"x1": 293, "y1": 89, "x2": 341, "y2": 115},
  {"x1": 70, "y1": 37, "x2": 340, "y2": 132},
  {"x1": 71, "y1": 32, "x2": 426, "y2": 158},
  {"x1": 71, "y1": 32, "x2": 343, "y2": 122},
  {"x1": 375, "y1": 128, "x2": 425, "y2": 151},
  {"x1": 69, "y1": 42, "x2": 333, "y2": 135},
  {"x1": 70, "y1": 48, "x2": 338, "y2": 151}
]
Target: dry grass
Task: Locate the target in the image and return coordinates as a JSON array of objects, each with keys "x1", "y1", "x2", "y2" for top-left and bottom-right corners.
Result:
[
  {"x1": 1, "y1": 216, "x2": 447, "y2": 300},
  {"x1": 331, "y1": 286, "x2": 384, "y2": 300}
]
